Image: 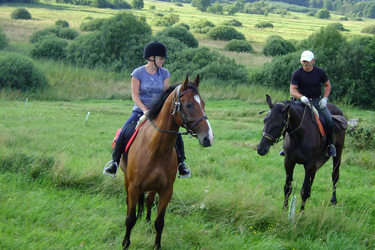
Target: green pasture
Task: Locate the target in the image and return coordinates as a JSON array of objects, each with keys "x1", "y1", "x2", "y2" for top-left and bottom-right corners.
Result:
[
  {"x1": 0, "y1": 97, "x2": 374, "y2": 249},
  {"x1": 1, "y1": 1, "x2": 375, "y2": 249}
]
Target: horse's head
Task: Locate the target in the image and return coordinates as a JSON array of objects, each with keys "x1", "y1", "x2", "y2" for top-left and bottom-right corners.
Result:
[
  {"x1": 257, "y1": 94, "x2": 290, "y2": 156},
  {"x1": 173, "y1": 75, "x2": 214, "y2": 147}
]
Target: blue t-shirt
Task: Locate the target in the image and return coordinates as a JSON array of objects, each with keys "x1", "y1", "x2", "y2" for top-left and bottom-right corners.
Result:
[
  {"x1": 291, "y1": 66, "x2": 329, "y2": 99},
  {"x1": 130, "y1": 66, "x2": 170, "y2": 112}
]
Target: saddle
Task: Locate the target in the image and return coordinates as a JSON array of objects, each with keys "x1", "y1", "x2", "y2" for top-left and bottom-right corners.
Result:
[
  {"x1": 308, "y1": 105, "x2": 347, "y2": 136},
  {"x1": 112, "y1": 119, "x2": 147, "y2": 162}
]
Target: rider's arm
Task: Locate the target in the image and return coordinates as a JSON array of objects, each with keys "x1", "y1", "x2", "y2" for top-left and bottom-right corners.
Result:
[
  {"x1": 131, "y1": 77, "x2": 148, "y2": 114},
  {"x1": 163, "y1": 77, "x2": 170, "y2": 90},
  {"x1": 322, "y1": 80, "x2": 331, "y2": 99},
  {"x1": 290, "y1": 84, "x2": 303, "y2": 99}
]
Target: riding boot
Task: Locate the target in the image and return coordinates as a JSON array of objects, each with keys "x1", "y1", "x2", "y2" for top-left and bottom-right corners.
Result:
[
  {"x1": 103, "y1": 136, "x2": 125, "y2": 177},
  {"x1": 326, "y1": 124, "x2": 336, "y2": 157},
  {"x1": 176, "y1": 135, "x2": 190, "y2": 178}
]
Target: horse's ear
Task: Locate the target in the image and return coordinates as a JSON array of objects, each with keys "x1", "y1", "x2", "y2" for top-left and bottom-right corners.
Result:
[
  {"x1": 266, "y1": 94, "x2": 273, "y2": 109},
  {"x1": 181, "y1": 75, "x2": 190, "y2": 90},
  {"x1": 192, "y1": 74, "x2": 200, "y2": 88}
]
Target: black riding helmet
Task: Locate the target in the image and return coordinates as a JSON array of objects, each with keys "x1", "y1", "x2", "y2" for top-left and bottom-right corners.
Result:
[{"x1": 143, "y1": 41, "x2": 169, "y2": 59}]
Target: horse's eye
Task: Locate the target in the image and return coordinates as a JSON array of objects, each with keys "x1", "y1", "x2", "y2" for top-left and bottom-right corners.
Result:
[{"x1": 186, "y1": 103, "x2": 193, "y2": 108}]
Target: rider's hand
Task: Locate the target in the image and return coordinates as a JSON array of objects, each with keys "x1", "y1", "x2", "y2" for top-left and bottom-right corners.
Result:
[
  {"x1": 300, "y1": 96, "x2": 310, "y2": 104},
  {"x1": 319, "y1": 97, "x2": 328, "y2": 109}
]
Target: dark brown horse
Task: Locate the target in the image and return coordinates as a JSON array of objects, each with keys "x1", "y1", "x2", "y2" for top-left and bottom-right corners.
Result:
[
  {"x1": 119, "y1": 75, "x2": 214, "y2": 250},
  {"x1": 257, "y1": 95, "x2": 346, "y2": 211}
]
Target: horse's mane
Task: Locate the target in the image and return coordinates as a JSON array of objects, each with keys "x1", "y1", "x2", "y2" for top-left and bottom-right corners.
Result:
[
  {"x1": 147, "y1": 85, "x2": 178, "y2": 121},
  {"x1": 147, "y1": 83, "x2": 199, "y2": 121}
]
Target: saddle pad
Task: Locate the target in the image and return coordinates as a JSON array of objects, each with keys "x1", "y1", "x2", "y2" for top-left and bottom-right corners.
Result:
[
  {"x1": 315, "y1": 114, "x2": 326, "y2": 137},
  {"x1": 125, "y1": 119, "x2": 147, "y2": 154}
]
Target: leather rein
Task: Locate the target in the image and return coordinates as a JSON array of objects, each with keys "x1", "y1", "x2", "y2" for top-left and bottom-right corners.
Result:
[{"x1": 148, "y1": 84, "x2": 208, "y2": 137}]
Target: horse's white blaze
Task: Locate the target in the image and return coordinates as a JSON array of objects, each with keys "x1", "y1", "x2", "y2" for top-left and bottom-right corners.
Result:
[
  {"x1": 194, "y1": 94, "x2": 214, "y2": 143},
  {"x1": 206, "y1": 120, "x2": 214, "y2": 143}
]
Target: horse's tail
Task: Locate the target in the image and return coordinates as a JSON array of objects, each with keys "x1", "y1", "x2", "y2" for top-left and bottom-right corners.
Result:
[{"x1": 137, "y1": 192, "x2": 145, "y2": 218}]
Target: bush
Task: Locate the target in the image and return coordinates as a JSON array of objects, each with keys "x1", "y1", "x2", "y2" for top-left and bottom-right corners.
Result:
[
  {"x1": 222, "y1": 19, "x2": 242, "y2": 27},
  {"x1": 0, "y1": 52, "x2": 48, "y2": 91},
  {"x1": 152, "y1": 18, "x2": 170, "y2": 27},
  {"x1": 362, "y1": 25, "x2": 375, "y2": 34},
  {"x1": 167, "y1": 47, "x2": 249, "y2": 83},
  {"x1": 263, "y1": 36, "x2": 295, "y2": 56},
  {"x1": 327, "y1": 22, "x2": 348, "y2": 31},
  {"x1": 30, "y1": 35, "x2": 68, "y2": 60},
  {"x1": 152, "y1": 35, "x2": 189, "y2": 57},
  {"x1": 174, "y1": 23, "x2": 190, "y2": 30},
  {"x1": 207, "y1": 25, "x2": 245, "y2": 41},
  {"x1": 224, "y1": 39, "x2": 254, "y2": 53},
  {"x1": 254, "y1": 21, "x2": 273, "y2": 28},
  {"x1": 79, "y1": 18, "x2": 106, "y2": 32},
  {"x1": 55, "y1": 20, "x2": 69, "y2": 28},
  {"x1": 192, "y1": 19, "x2": 214, "y2": 33},
  {"x1": 316, "y1": 8, "x2": 330, "y2": 19},
  {"x1": 0, "y1": 27, "x2": 9, "y2": 50},
  {"x1": 11, "y1": 8, "x2": 32, "y2": 20},
  {"x1": 58, "y1": 28, "x2": 79, "y2": 40},
  {"x1": 156, "y1": 26, "x2": 198, "y2": 48},
  {"x1": 29, "y1": 27, "x2": 79, "y2": 43},
  {"x1": 67, "y1": 12, "x2": 152, "y2": 71}
]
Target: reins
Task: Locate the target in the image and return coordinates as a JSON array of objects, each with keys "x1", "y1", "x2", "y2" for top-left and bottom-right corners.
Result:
[{"x1": 148, "y1": 84, "x2": 207, "y2": 137}]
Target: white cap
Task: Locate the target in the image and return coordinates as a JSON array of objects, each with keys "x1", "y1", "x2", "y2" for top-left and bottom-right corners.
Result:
[{"x1": 300, "y1": 50, "x2": 314, "y2": 62}]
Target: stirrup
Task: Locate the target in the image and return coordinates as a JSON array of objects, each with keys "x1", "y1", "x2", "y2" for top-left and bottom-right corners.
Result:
[
  {"x1": 326, "y1": 145, "x2": 337, "y2": 157},
  {"x1": 103, "y1": 160, "x2": 118, "y2": 178},
  {"x1": 178, "y1": 162, "x2": 191, "y2": 179}
]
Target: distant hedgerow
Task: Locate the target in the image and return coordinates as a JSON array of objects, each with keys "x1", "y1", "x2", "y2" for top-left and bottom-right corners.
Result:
[
  {"x1": 0, "y1": 52, "x2": 48, "y2": 91},
  {"x1": 11, "y1": 8, "x2": 32, "y2": 20}
]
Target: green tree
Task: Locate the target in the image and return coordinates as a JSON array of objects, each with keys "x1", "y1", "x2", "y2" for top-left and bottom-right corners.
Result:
[
  {"x1": 192, "y1": 0, "x2": 211, "y2": 12},
  {"x1": 132, "y1": 0, "x2": 144, "y2": 10},
  {"x1": 316, "y1": 8, "x2": 330, "y2": 19}
]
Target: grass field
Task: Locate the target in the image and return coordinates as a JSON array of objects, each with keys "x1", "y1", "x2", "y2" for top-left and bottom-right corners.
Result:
[{"x1": 1, "y1": 1, "x2": 375, "y2": 249}]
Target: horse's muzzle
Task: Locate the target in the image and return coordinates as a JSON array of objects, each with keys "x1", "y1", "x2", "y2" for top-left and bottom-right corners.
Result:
[{"x1": 257, "y1": 144, "x2": 269, "y2": 156}]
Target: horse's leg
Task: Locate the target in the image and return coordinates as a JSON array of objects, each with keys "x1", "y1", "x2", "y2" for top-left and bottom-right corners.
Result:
[
  {"x1": 330, "y1": 139, "x2": 343, "y2": 205},
  {"x1": 283, "y1": 159, "x2": 295, "y2": 209},
  {"x1": 154, "y1": 188, "x2": 173, "y2": 250},
  {"x1": 300, "y1": 163, "x2": 316, "y2": 210},
  {"x1": 122, "y1": 185, "x2": 139, "y2": 250},
  {"x1": 146, "y1": 191, "x2": 156, "y2": 223}
]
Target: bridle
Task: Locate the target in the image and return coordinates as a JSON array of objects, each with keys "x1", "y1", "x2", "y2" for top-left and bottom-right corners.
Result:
[
  {"x1": 261, "y1": 102, "x2": 289, "y2": 144},
  {"x1": 261, "y1": 102, "x2": 308, "y2": 144},
  {"x1": 148, "y1": 84, "x2": 208, "y2": 137}
]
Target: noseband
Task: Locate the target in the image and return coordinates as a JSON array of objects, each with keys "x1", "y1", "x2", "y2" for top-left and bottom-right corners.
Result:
[{"x1": 149, "y1": 84, "x2": 208, "y2": 137}]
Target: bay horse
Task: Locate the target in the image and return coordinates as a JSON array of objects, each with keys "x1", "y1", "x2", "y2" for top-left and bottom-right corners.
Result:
[
  {"x1": 119, "y1": 75, "x2": 214, "y2": 250},
  {"x1": 257, "y1": 95, "x2": 346, "y2": 211}
]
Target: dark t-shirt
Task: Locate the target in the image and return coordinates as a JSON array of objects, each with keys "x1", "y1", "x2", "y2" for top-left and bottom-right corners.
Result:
[{"x1": 291, "y1": 66, "x2": 329, "y2": 99}]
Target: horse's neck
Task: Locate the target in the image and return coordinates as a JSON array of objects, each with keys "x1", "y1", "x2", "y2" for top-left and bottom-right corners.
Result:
[
  {"x1": 149, "y1": 94, "x2": 180, "y2": 146},
  {"x1": 287, "y1": 104, "x2": 312, "y2": 138}
]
